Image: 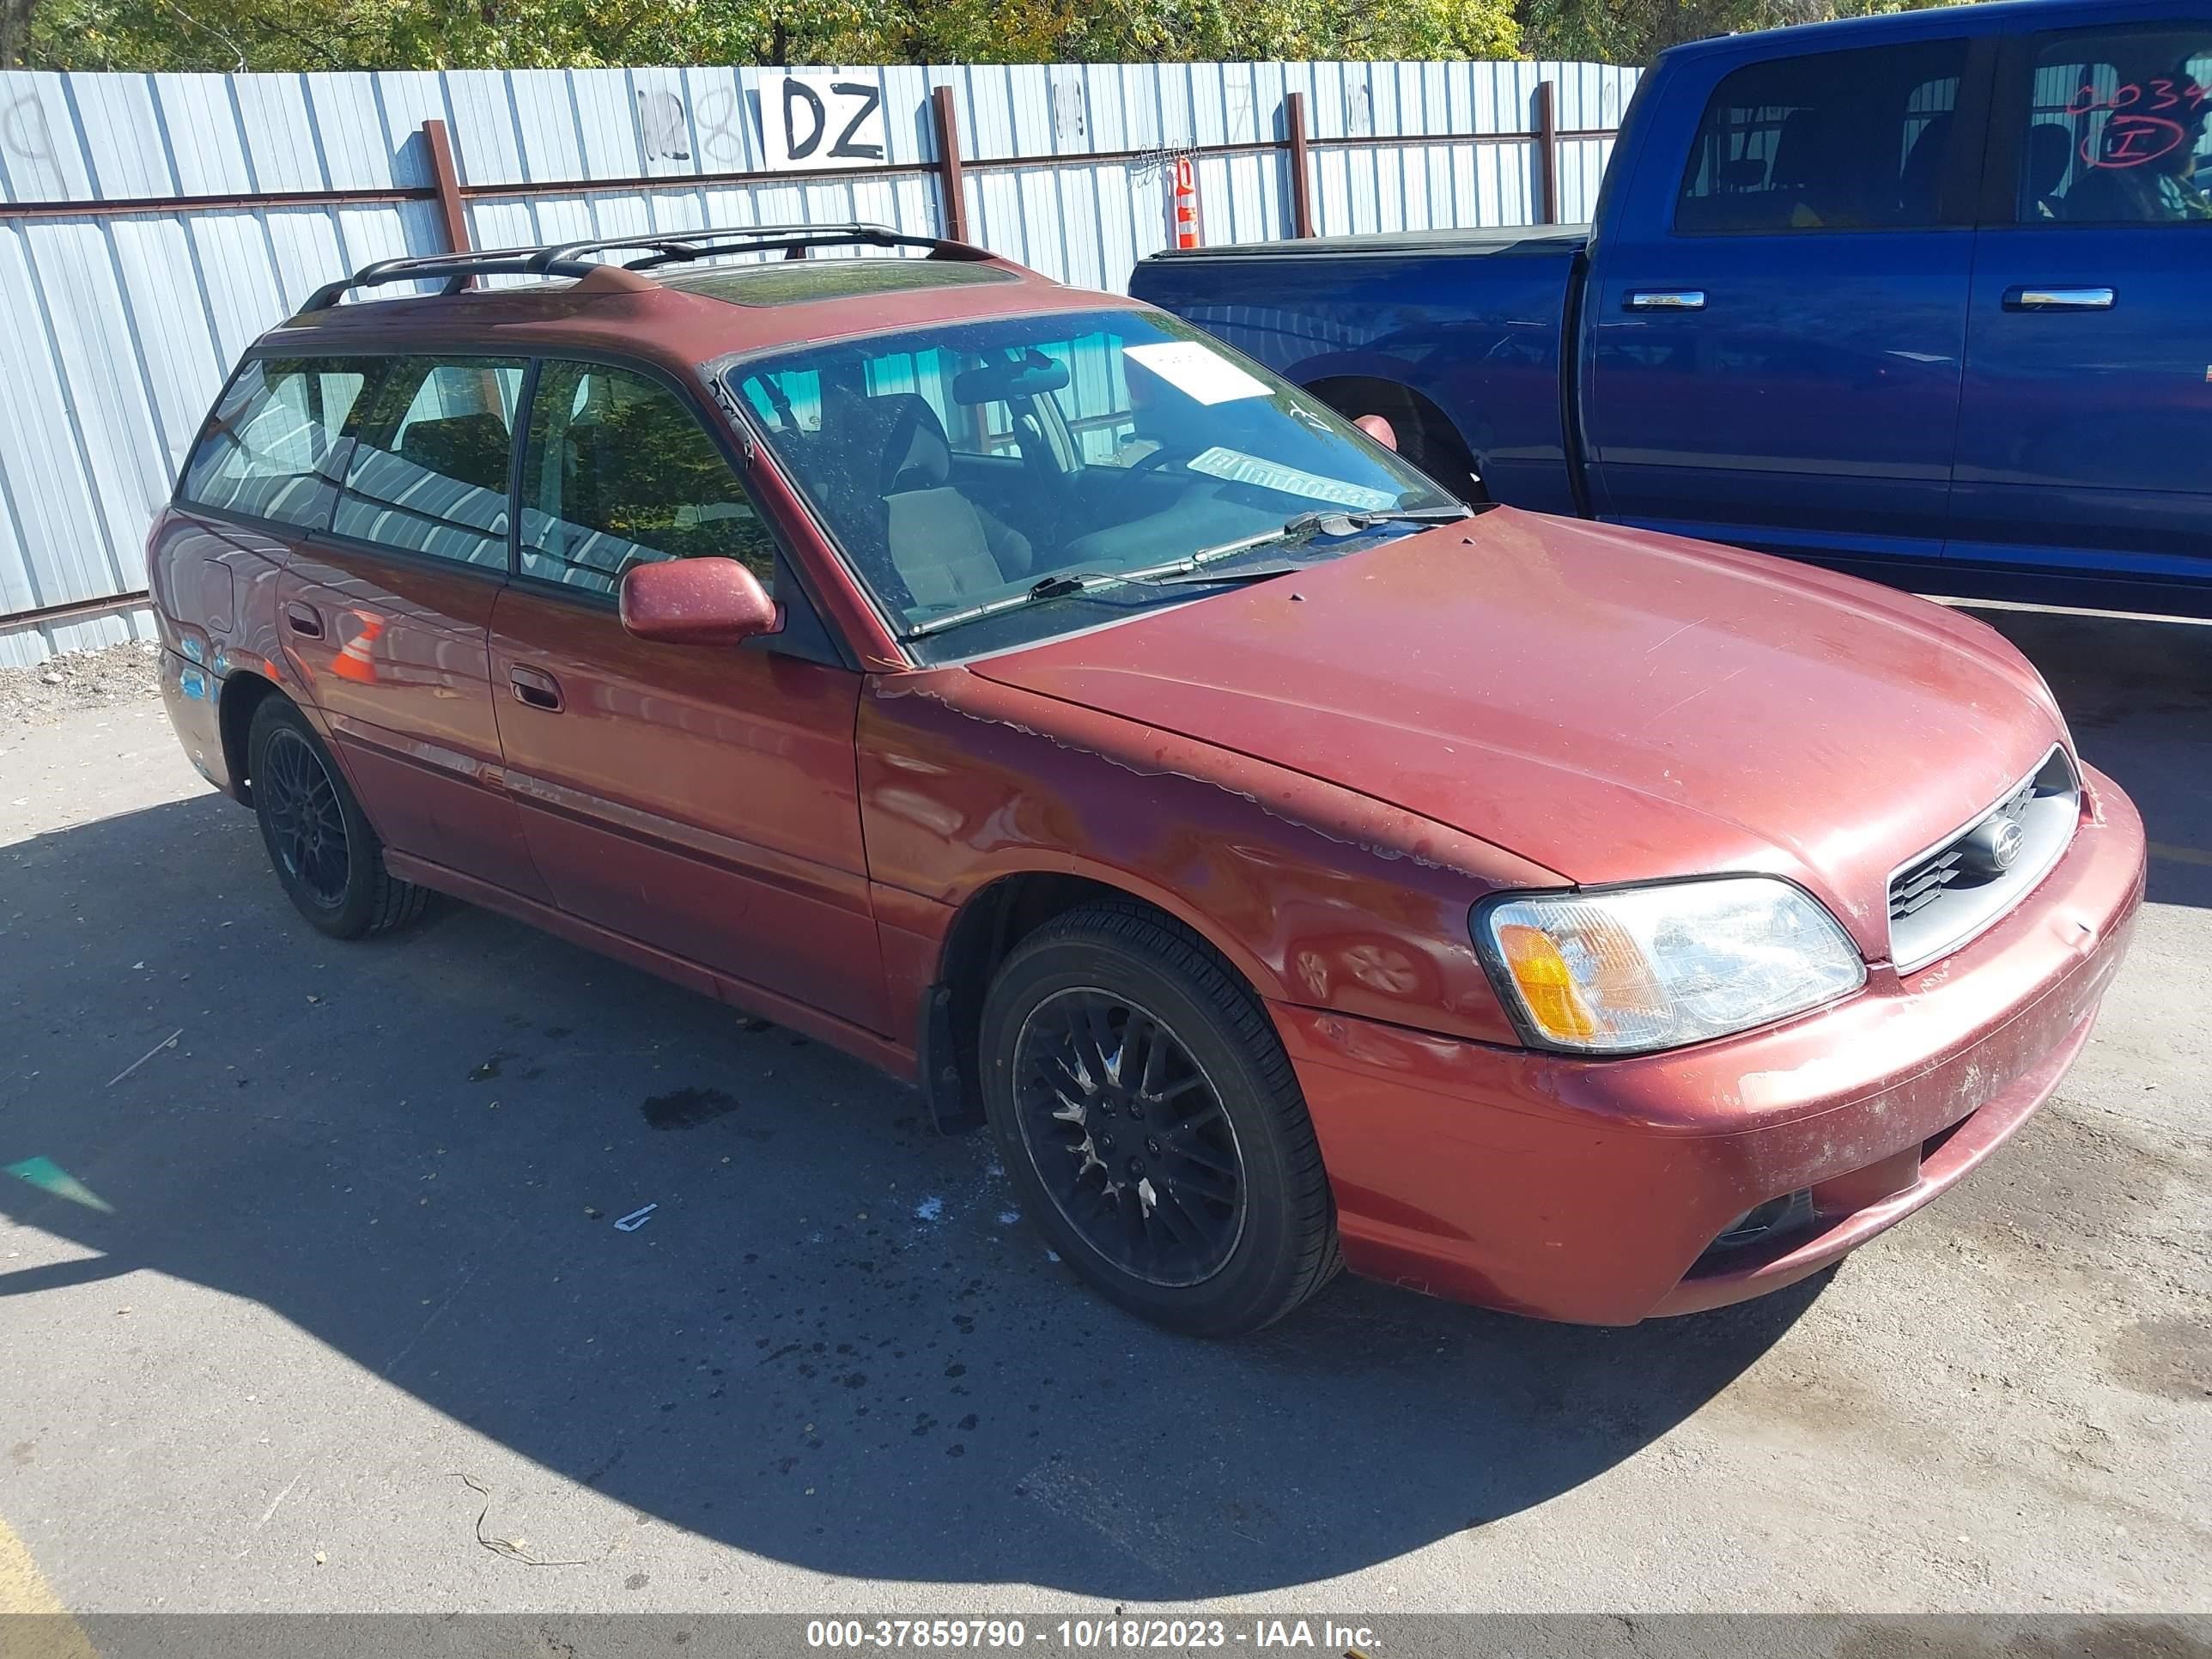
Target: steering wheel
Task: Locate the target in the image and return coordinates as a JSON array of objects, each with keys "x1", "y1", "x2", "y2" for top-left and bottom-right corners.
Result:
[{"x1": 1124, "y1": 444, "x2": 1200, "y2": 480}]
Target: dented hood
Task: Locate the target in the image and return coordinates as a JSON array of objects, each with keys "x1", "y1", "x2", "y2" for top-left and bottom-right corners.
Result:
[{"x1": 966, "y1": 507, "x2": 2069, "y2": 957}]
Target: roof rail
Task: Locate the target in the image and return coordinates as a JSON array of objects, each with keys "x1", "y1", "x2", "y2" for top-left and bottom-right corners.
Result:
[{"x1": 298, "y1": 222, "x2": 994, "y2": 313}]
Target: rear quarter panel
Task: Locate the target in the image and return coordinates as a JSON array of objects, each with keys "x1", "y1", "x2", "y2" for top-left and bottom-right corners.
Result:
[
  {"x1": 1132, "y1": 240, "x2": 1583, "y2": 512},
  {"x1": 145, "y1": 505, "x2": 309, "y2": 798}
]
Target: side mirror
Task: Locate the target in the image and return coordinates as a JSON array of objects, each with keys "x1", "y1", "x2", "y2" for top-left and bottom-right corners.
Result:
[
  {"x1": 619, "y1": 558, "x2": 781, "y2": 646},
  {"x1": 1353, "y1": 414, "x2": 1399, "y2": 452}
]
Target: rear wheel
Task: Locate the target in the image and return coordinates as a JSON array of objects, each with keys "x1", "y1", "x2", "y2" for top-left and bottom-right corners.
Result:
[
  {"x1": 247, "y1": 696, "x2": 426, "y2": 939},
  {"x1": 980, "y1": 902, "x2": 1340, "y2": 1336}
]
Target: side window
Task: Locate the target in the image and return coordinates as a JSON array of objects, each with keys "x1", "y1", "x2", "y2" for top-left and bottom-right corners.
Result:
[
  {"x1": 2017, "y1": 24, "x2": 2212, "y2": 225},
  {"x1": 1675, "y1": 40, "x2": 1969, "y2": 233},
  {"x1": 331, "y1": 356, "x2": 526, "y2": 568},
  {"x1": 179, "y1": 359, "x2": 366, "y2": 529},
  {"x1": 520, "y1": 361, "x2": 775, "y2": 596}
]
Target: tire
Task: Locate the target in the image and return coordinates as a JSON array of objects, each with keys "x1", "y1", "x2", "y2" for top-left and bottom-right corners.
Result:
[
  {"x1": 980, "y1": 901, "x2": 1341, "y2": 1336},
  {"x1": 246, "y1": 696, "x2": 427, "y2": 939}
]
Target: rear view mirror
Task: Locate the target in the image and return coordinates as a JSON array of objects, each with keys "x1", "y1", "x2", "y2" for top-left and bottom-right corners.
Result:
[
  {"x1": 952, "y1": 350, "x2": 1072, "y2": 404},
  {"x1": 619, "y1": 558, "x2": 781, "y2": 646},
  {"x1": 1353, "y1": 414, "x2": 1399, "y2": 452}
]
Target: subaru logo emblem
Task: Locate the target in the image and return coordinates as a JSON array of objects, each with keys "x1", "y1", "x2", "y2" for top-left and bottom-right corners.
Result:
[
  {"x1": 1960, "y1": 813, "x2": 2026, "y2": 876},
  {"x1": 1990, "y1": 817, "x2": 2024, "y2": 870}
]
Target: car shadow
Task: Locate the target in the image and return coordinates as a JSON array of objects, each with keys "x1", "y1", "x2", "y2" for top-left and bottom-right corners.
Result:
[
  {"x1": 1965, "y1": 603, "x2": 2212, "y2": 910},
  {"x1": 0, "y1": 790, "x2": 1825, "y2": 1599}
]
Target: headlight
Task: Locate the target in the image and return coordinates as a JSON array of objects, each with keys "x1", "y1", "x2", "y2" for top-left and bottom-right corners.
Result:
[{"x1": 1474, "y1": 877, "x2": 1865, "y2": 1054}]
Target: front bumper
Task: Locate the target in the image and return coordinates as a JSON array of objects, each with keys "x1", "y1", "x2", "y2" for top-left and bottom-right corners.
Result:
[{"x1": 1274, "y1": 763, "x2": 2148, "y2": 1325}]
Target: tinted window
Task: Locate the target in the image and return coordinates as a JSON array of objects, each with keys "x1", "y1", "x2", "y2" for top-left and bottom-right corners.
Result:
[
  {"x1": 179, "y1": 358, "x2": 365, "y2": 528},
  {"x1": 2017, "y1": 23, "x2": 2212, "y2": 225},
  {"x1": 520, "y1": 362, "x2": 773, "y2": 596},
  {"x1": 331, "y1": 357, "x2": 525, "y2": 568},
  {"x1": 1676, "y1": 41, "x2": 1969, "y2": 233}
]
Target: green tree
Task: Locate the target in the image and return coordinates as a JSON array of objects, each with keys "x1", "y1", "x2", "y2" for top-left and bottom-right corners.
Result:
[
  {"x1": 1521, "y1": 0, "x2": 1962, "y2": 64},
  {"x1": 11, "y1": 0, "x2": 1973, "y2": 75}
]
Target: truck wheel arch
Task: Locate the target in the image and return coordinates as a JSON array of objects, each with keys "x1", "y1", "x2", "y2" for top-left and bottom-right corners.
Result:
[{"x1": 1301, "y1": 376, "x2": 1487, "y2": 504}]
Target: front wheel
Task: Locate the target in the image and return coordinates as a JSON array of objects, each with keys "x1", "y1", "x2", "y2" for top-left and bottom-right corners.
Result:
[
  {"x1": 247, "y1": 696, "x2": 427, "y2": 939},
  {"x1": 980, "y1": 902, "x2": 1340, "y2": 1336}
]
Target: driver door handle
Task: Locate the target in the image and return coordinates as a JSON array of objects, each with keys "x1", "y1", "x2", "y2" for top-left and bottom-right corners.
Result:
[
  {"x1": 2003, "y1": 285, "x2": 2116, "y2": 312},
  {"x1": 509, "y1": 665, "x2": 563, "y2": 712},
  {"x1": 1625, "y1": 289, "x2": 1707, "y2": 312}
]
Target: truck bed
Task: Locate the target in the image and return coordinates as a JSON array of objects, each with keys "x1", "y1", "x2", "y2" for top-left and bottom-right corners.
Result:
[
  {"x1": 1132, "y1": 224, "x2": 1588, "y2": 515},
  {"x1": 1143, "y1": 223, "x2": 1590, "y2": 264}
]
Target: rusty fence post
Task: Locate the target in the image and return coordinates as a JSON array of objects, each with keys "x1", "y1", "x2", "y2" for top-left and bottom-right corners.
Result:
[
  {"x1": 1533, "y1": 79, "x2": 1560, "y2": 226},
  {"x1": 932, "y1": 85, "x2": 970, "y2": 244},
  {"x1": 1285, "y1": 90, "x2": 1316, "y2": 238},
  {"x1": 422, "y1": 118, "x2": 472, "y2": 274}
]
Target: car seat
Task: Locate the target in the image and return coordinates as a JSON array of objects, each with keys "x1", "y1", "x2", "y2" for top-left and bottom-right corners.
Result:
[{"x1": 824, "y1": 392, "x2": 1034, "y2": 612}]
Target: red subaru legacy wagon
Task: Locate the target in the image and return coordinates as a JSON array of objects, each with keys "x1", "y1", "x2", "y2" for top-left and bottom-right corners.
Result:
[{"x1": 150, "y1": 225, "x2": 2145, "y2": 1336}]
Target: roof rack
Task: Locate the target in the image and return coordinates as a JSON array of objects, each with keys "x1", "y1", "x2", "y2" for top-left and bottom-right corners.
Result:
[{"x1": 299, "y1": 222, "x2": 994, "y2": 313}]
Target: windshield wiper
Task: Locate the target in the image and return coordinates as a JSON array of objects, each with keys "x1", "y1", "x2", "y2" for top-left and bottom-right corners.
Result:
[
  {"x1": 902, "y1": 562, "x2": 1196, "y2": 640},
  {"x1": 1152, "y1": 558, "x2": 1309, "y2": 587},
  {"x1": 1285, "y1": 505, "x2": 1473, "y2": 538},
  {"x1": 1182, "y1": 504, "x2": 1472, "y2": 568},
  {"x1": 899, "y1": 505, "x2": 1474, "y2": 641}
]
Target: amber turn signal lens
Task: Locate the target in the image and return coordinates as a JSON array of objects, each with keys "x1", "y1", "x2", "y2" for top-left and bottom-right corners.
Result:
[{"x1": 1493, "y1": 922, "x2": 1599, "y2": 1041}]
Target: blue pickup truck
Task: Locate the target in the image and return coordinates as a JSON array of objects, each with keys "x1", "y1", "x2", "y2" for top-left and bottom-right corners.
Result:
[{"x1": 1133, "y1": 0, "x2": 2212, "y2": 615}]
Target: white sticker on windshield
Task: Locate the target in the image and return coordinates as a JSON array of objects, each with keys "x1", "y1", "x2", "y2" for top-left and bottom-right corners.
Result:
[
  {"x1": 1184, "y1": 446, "x2": 1399, "y2": 511},
  {"x1": 1124, "y1": 341, "x2": 1271, "y2": 405}
]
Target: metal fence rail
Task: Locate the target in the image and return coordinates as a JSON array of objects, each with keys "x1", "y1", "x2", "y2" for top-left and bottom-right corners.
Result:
[{"x1": 0, "y1": 58, "x2": 1637, "y2": 665}]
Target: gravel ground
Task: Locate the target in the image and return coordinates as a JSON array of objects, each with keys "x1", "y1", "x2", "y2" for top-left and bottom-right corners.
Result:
[
  {"x1": 0, "y1": 640, "x2": 160, "y2": 729},
  {"x1": 0, "y1": 608, "x2": 2205, "y2": 1620}
]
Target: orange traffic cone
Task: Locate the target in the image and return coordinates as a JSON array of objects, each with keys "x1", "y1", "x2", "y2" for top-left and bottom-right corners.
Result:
[
  {"x1": 1173, "y1": 156, "x2": 1200, "y2": 249},
  {"x1": 331, "y1": 615, "x2": 384, "y2": 684}
]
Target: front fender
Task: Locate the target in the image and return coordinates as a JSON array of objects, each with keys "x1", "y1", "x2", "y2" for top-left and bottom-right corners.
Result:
[{"x1": 858, "y1": 668, "x2": 1559, "y2": 1051}]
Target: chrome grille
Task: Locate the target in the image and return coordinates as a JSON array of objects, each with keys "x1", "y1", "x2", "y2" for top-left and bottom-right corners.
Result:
[{"x1": 1887, "y1": 748, "x2": 2079, "y2": 973}]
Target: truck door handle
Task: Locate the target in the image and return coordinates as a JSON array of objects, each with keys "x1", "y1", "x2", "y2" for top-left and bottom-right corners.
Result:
[
  {"x1": 2003, "y1": 285, "x2": 2115, "y2": 312},
  {"x1": 1625, "y1": 289, "x2": 1706, "y2": 312},
  {"x1": 509, "y1": 665, "x2": 563, "y2": 712},
  {"x1": 284, "y1": 603, "x2": 323, "y2": 639}
]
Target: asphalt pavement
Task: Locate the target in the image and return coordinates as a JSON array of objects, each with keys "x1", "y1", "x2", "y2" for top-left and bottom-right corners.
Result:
[{"x1": 0, "y1": 605, "x2": 2205, "y2": 1619}]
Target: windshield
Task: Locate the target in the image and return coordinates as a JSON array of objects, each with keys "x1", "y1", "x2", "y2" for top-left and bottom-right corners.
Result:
[{"x1": 725, "y1": 308, "x2": 1460, "y2": 658}]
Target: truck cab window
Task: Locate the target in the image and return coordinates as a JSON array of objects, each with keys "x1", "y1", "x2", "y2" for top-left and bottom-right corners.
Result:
[
  {"x1": 1676, "y1": 40, "x2": 1968, "y2": 234},
  {"x1": 2021, "y1": 24, "x2": 2212, "y2": 225}
]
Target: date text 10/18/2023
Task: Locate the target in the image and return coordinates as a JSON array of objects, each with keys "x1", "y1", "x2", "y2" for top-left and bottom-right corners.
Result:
[{"x1": 805, "y1": 1619, "x2": 1382, "y2": 1652}]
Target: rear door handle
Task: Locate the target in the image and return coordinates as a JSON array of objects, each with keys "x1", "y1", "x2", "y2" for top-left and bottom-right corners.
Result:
[
  {"x1": 2003, "y1": 285, "x2": 2116, "y2": 312},
  {"x1": 509, "y1": 665, "x2": 563, "y2": 712},
  {"x1": 1625, "y1": 289, "x2": 1706, "y2": 312},
  {"x1": 284, "y1": 602, "x2": 323, "y2": 639}
]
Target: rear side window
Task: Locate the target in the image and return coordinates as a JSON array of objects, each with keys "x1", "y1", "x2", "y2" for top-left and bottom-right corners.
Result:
[
  {"x1": 2015, "y1": 22, "x2": 2212, "y2": 225},
  {"x1": 1676, "y1": 40, "x2": 1970, "y2": 233},
  {"x1": 519, "y1": 361, "x2": 775, "y2": 596},
  {"x1": 178, "y1": 359, "x2": 365, "y2": 529},
  {"x1": 332, "y1": 357, "x2": 526, "y2": 568}
]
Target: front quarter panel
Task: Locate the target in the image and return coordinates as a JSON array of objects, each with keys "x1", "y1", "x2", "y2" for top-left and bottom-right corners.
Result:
[{"x1": 859, "y1": 666, "x2": 1565, "y2": 1047}]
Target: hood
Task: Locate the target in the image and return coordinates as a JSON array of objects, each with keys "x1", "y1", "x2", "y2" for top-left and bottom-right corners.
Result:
[{"x1": 966, "y1": 507, "x2": 2068, "y2": 958}]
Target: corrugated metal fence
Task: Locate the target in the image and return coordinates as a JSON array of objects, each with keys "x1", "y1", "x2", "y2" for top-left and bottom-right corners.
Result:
[{"x1": 0, "y1": 58, "x2": 1638, "y2": 665}]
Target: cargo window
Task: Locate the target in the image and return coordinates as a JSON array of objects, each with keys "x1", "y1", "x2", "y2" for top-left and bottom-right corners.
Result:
[
  {"x1": 178, "y1": 359, "x2": 366, "y2": 530},
  {"x1": 2014, "y1": 23, "x2": 2212, "y2": 226},
  {"x1": 519, "y1": 361, "x2": 775, "y2": 597},
  {"x1": 1676, "y1": 40, "x2": 1970, "y2": 233},
  {"x1": 331, "y1": 356, "x2": 526, "y2": 569}
]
